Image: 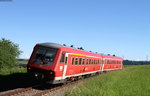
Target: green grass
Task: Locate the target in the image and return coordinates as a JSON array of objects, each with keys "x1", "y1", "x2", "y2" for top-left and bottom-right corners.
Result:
[
  {"x1": 63, "y1": 65, "x2": 150, "y2": 96},
  {"x1": 0, "y1": 67, "x2": 36, "y2": 92},
  {"x1": 18, "y1": 60, "x2": 28, "y2": 67},
  {"x1": 0, "y1": 67, "x2": 27, "y2": 75},
  {"x1": 0, "y1": 60, "x2": 27, "y2": 75}
]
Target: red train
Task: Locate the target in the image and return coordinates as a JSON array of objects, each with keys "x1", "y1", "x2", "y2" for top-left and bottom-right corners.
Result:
[{"x1": 27, "y1": 43, "x2": 123, "y2": 84}]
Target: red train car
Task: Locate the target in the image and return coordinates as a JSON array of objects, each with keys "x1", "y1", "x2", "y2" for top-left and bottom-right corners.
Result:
[{"x1": 27, "y1": 43, "x2": 123, "y2": 84}]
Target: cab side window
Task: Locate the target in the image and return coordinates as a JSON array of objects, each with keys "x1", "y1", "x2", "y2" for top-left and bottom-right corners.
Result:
[{"x1": 60, "y1": 53, "x2": 65, "y2": 63}]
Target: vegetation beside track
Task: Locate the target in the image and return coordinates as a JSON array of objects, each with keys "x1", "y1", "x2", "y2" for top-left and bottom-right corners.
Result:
[
  {"x1": 0, "y1": 60, "x2": 27, "y2": 75},
  {"x1": 0, "y1": 60, "x2": 38, "y2": 92},
  {"x1": 0, "y1": 67, "x2": 26, "y2": 75},
  {"x1": 63, "y1": 65, "x2": 150, "y2": 96}
]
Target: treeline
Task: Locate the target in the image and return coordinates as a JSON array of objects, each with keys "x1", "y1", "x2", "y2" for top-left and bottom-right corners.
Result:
[
  {"x1": 123, "y1": 60, "x2": 150, "y2": 65},
  {"x1": 0, "y1": 38, "x2": 21, "y2": 69}
]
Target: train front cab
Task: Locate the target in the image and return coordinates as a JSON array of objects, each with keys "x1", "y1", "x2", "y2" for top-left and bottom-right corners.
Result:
[{"x1": 27, "y1": 44, "x2": 62, "y2": 83}]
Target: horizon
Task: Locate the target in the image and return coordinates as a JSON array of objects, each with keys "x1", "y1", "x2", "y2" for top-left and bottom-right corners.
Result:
[{"x1": 1, "y1": 0, "x2": 150, "y2": 61}]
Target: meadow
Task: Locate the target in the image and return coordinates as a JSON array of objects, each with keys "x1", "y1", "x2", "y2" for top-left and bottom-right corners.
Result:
[
  {"x1": 0, "y1": 60, "x2": 31, "y2": 92},
  {"x1": 0, "y1": 60, "x2": 28, "y2": 75},
  {"x1": 63, "y1": 65, "x2": 150, "y2": 96}
]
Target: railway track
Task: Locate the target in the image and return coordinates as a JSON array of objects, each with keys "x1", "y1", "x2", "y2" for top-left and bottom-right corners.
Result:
[{"x1": 0, "y1": 71, "x2": 110, "y2": 96}]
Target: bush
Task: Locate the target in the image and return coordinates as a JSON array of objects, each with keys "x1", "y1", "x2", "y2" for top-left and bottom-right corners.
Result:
[{"x1": 0, "y1": 38, "x2": 21, "y2": 69}]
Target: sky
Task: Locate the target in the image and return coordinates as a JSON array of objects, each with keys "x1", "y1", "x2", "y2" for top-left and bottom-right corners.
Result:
[{"x1": 0, "y1": 0, "x2": 150, "y2": 60}]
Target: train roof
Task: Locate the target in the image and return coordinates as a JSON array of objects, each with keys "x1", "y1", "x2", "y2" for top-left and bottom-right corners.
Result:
[
  {"x1": 37, "y1": 43, "x2": 63, "y2": 49},
  {"x1": 37, "y1": 42, "x2": 122, "y2": 59}
]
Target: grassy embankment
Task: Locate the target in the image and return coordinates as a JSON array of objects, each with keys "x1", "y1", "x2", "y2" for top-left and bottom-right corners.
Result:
[
  {"x1": 63, "y1": 65, "x2": 150, "y2": 96},
  {"x1": 0, "y1": 60, "x2": 31, "y2": 92},
  {"x1": 0, "y1": 60, "x2": 28, "y2": 75}
]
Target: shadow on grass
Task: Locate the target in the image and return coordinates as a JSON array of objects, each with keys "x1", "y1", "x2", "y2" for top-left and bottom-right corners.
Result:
[{"x1": 0, "y1": 73, "x2": 39, "y2": 92}]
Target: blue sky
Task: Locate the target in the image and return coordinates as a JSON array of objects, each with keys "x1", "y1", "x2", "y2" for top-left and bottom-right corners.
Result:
[{"x1": 0, "y1": 0, "x2": 150, "y2": 60}]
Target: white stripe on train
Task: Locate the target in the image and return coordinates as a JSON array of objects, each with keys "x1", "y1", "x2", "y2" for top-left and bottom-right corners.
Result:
[{"x1": 55, "y1": 67, "x2": 122, "y2": 80}]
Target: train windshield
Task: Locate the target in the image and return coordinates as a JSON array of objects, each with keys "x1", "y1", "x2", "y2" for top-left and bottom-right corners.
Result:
[{"x1": 33, "y1": 46, "x2": 58, "y2": 66}]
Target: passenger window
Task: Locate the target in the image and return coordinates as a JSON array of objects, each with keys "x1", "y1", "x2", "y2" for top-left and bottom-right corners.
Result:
[
  {"x1": 117, "y1": 61, "x2": 119, "y2": 64},
  {"x1": 89, "y1": 59, "x2": 91, "y2": 64},
  {"x1": 97, "y1": 59, "x2": 99, "y2": 64},
  {"x1": 82, "y1": 58, "x2": 85, "y2": 65},
  {"x1": 75, "y1": 58, "x2": 78, "y2": 65},
  {"x1": 93, "y1": 59, "x2": 94, "y2": 64},
  {"x1": 119, "y1": 61, "x2": 121, "y2": 64},
  {"x1": 79, "y1": 58, "x2": 82, "y2": 65},
  {"x1": 72, "y1": 57, "x2": 74, "y2": 65},
  {"x1": 86, "y1": 59, "x2": 89, "y2": 65},
  {"x1": 110, "y1": 60, "x2": 112, "y2": 64},
  {"x1": 107, "y1": 60, "x2": 108, "y2": 64},
  {"x1": 91, "y1": 59, "x2": 93, "y2": 64},
  {"x1": 97, "y1": 60, "x2": 99, "y2": 64}
]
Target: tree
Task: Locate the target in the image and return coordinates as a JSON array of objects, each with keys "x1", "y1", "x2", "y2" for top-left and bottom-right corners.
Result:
[{"x1": 0, "y1": 38, "x2": 21, "y2": 69}]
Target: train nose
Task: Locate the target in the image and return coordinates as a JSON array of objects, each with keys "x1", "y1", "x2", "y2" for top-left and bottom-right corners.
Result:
[{"x1": 34, "y1": 73, "x2": 45, "y2": 80}]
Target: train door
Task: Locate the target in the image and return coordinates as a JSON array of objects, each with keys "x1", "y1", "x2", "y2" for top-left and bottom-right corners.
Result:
[
  {"x1": 101, "y1": 57, "x2": 105, "y2": 72},
  {"x1": 62, "y1": 53, "x2": 69, "y2": 79}
]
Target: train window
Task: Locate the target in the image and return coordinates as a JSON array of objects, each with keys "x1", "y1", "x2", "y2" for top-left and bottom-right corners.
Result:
[
  {"x1": 96, "y1": 59, "x2": 98, "y2": 64},
  {"x1": 89, "y1": 59, "x2": 91, "y2": 64},
  {"x1": 97, "y1": 59, "x2": 99, "y2": 64},
  {"x1": 93, "y1": 59, "x2": 94, "y2": 64},
  {"x1": 106, "y1": 60, "x2": 108, "y2": 64},
  {"x1": 75, "y1": 58, "x2": 78, "y2": 65},
  {"x1": 72, "y1": 57, "x2": 75, "y2": 65},
  {"x1": 109, "y1": 60, "x2": 112, "y2": 64},
  {"x1": 119, "y1": 61, "x2": 121, "y2": 64},
  {"x1": 113, "y1": 61, "x2": 115, "y2": 64},
  {"x1": 86, "y1": 59, "x2": 89, "y2": 65},
  {"x1": 65, "y1": 57, "x2": 68, "y2": 64},
  {"x1": 91, "y1": 59, "x2": 93, "y2": 64},
  {"x1": 91, "y1": 59, "x2": 92, "y2": 64},
  {"x1": 111, "y1": 61, "x2": 114, "y2": 64},
  {"x1": 107, "y1": 60, "x2": 110, "y2": 64},
  {"x1": 79, "y1": 58, "x2": 82, "y2": 65},
  {"x1": 60, "y1": 53, "x2": 65, "y2": 63},
  {"x1": 118, "y1": 61, "x2": 119, "y2": 64},
  {"x1": 82, "y1": 58, "x2": 85, "y2": 65},
  {"x1": 33, "y1": 46, "x2": 58, "y2": 66}
]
